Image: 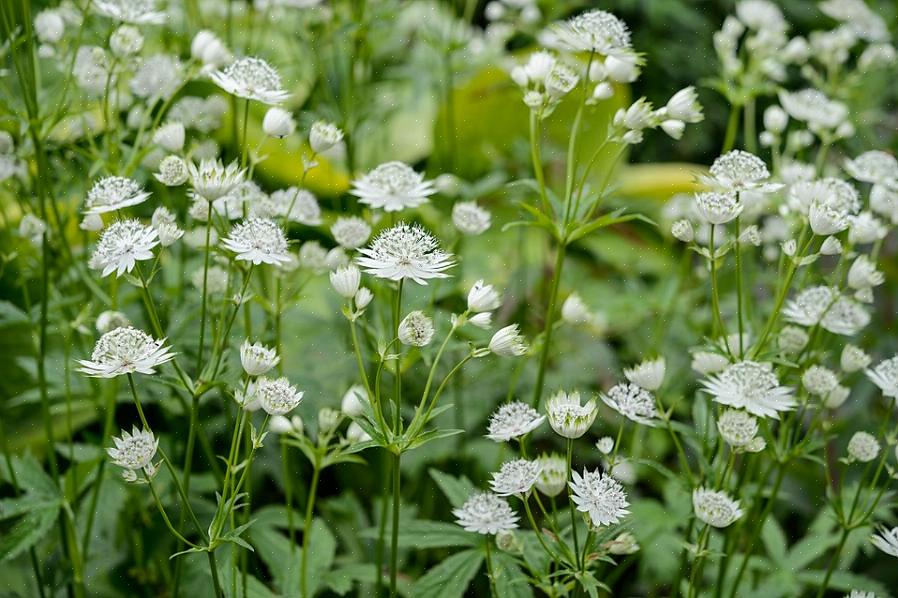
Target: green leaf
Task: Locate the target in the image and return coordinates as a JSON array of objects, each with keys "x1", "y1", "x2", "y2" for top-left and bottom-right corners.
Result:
[
  {"x1": 0, "y1": 504, "x2": 59, "y2": 562},
  {"x1": 761, "y1": 518, "x2": 787, "y2": 563},
  {"x1": 493, "y1": 552, "x2": 533, "y2": 598},
  {"x1": 429, "y1": 469, "x2": 476, "y2": 508},
  {"x1": 360, "y1": 520, "x2": 478, "y2": 549},
  {"x1": 410, "y1": 548, "x2": 484, "y2": 598},
  {"x1": 250, "y1": 516, "x2": 336, "y2": 596}
]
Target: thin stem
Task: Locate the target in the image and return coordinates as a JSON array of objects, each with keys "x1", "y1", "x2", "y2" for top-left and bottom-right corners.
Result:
[
  {"x1": 240, "y1": 98, "x2": 251, "y2": 170},
  {"x1": 195, "y1": 209, "x2": 214, "y2": 374},
  {"x1": 734, "y1": 214, "x2": 744, "y2": 357},
  {"x1": 282, "y1": 439, "x2": 296, "y2": 551},
  {"x1": 708, "y1": 225, "x2": 726, "y2": 343},
  {"x1": 531, "y1": 243, "x2": 566, "y2": 409},
  {"x1": 722, "y1": 104, "x2": 741, "y2": 153},
  {"x1": 148, "y1": 480, "x2": 199, "y2": 548},
  {"x1": 565, "y1": 438, "x2": 581, "y2": 569},
  {"x1": 389, "y1": 451, "x2": 401, "y2": 598},
  {"x1": 815, "y1": 527, "x2": 848, "y2": 598},
  {"x1": 528, "y1": 109, "x2": 552, "y2": 214},
  {"x1": 484, "y1": 536, "x2": 498, "y2": 598},
  {"x1": 300, "y1": 463, "x2": 321, "y2": 598}
]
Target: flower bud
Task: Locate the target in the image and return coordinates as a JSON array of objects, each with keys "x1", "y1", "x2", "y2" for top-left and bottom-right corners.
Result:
[
  {"x1": 309, "y1": 121, "x2": 344, "y2": 154},
  {"x1": 153, "y1": 122, "x2": 185, "y2": 152},
  {"x1": 263, "y1": 107, "x2": 296, "y2": 138},
  {"x1": 330, "y1": 265, "x2": 361, "y2": 299}
]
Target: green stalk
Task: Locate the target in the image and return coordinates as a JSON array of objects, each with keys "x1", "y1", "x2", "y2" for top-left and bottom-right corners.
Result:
[
  {"x1": 301, "y1": 462, "x2": 321, "y2": 598},
  {"x1": 565, "y1": 439, "x2": 581, "y2": 569},
  {"x1": 389, "y1": 451, "x2": 401, "y2": 597},
  {"x1": 282, "y1": 439, "x2": 296, "y2": 551},
  {"x1": 484, "y1": 536, "x2": 498, "y2": 598},
  {"x1": 722, "y1": 105, "x2": 741, "y2": 153},
  {"x1": 531, "y1": 243, "x2": 566, "y2": 409},
  {"x1": 734, "y1": 214, "x2": 745, "y2": 357}
]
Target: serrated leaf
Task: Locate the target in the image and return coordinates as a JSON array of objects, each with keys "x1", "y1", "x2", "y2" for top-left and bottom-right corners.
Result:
[
  {"x1": 360, "y1": 520, "x2": 478, "y2": 549},
  {"x1": 410, "y1": 548, "x2": 483, "y2": 598},
  {"x1": 429, "y1": 469, "x2": 476, "y2": 508}
]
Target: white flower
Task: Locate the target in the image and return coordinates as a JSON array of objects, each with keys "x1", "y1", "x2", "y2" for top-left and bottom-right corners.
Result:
[
  {"x1": 848, "y1": 255, "x2": 884, "y2": 290},
  {"x1": 154, "y1": 219, "x2": 183, "y2": 247},
  {"x1": 535, "y1": 454, "x2": 567, "y2": 497},
  {"x1": 268, "y1": 188, "x2": 321, "y2": 225},
  {"x1": 356, "y1": 223, "x2": 454, "y2": 284},
  {"x1": 88, "y1": 219, "x2": 158, "y2": 277},
  {"x1": 783, "y1": 286, "x2": 866, "y2": 335},
  {"x1": 692, "y1": 487, "x2": 742, "y2": 528},
  {"x1": 623, "y1": 357, "x2": 666, "y2": 391},
  {"x1": 596, "y1": 437, "x2": 614, "y2": 454},
  {"x1": 93, "y1": 0, "x2": 165, "y2": 24},
  {"x1": 763, "y1": 106, "x2": 788, "y2": 134},
  {"x1": 78, "y1": 326, "x2": 174, "y2": 378},
  {"x1": 717, "y1": 409, "x2": 759, "y2": 449},
  {"x1": 605, "y1": 53, "x2": 640, "y2": 83},
  {"x1": 110, "y1": 25, "x2": 143, "y2": 56},
  {"x1": 270, "y1": 415, "x2": 302, "y2": 435},
  {"x1": 309, "y1": 121, "x2": 344, "y2": 154},
  {"x1": 820, "y1": 0, "x2": 889, "y2": 42},
  {"x1": 664, "y1": 87, "x2": 703, "y2": 123},
  {"x1": 801, "y1": 366, "x2": 839, "y2": 397},
  {"x1": 331, "y1": 216, "x2": 371, "y2": 249},
  {"x1": 318, "y1": 408, "x2": 341, "y2": 435},
  {"x1": 81, "y1": 213, "x2": 104, "y2": 232},
  {"x1": 263, "y1": 107, "x2": 295, "y2": 138},
  {"x1": 601, "y1": 383, "x2": 658, "y2": 426},
  {"x1": 467, "y1": 312, "x2": 492, "y2": 329},
  {"x1": 108, "y1": 427, "x2": 158, "y2": 477},
  {"x1": 96, "y1": 310, "x2": 130, "y2": 333},
  {"x1": 871, "y1": 526, "x2": 898, "y2": 558},
  {"x1": 707, "y1": 150, "x2": 780, "y2": 193},
  {"x1": 453, "y1": 492, "x2": 518, "y2": 535},
  {"x1": 354, "y1": 288, "x2": 373, "y2": 309},
  {"x1": 552, "y1": 9, "x2": 632, "y2": 55},
  {"x1": 779, "y1": 89, "x2": 848, "y2": 130},
  {"x1": 778, "y1": 326, "x2": 809, "y2": 354},
  {"x1": 825, "y1": 385, "x2": 851, "y2": 410},
  {"x1": 330, "y1": 265, "x2": 361, "y2": 298},
  {"x1": 570, "y1": 469, "x2": 629, "y2": 527},
  {"x1": 809, "y1": 201, "x2": 849, "y2": 236},
  {"x1": 222, "y1": 218, "x2": 291, "y2": 266},
  {"x1": 191, "y1": 265, "x2": 228, "y2": 295},
  {"x1": 240, "y1": 340, "x2": 279, "y2": 376},
  {"x1": 561, "y1": 293, "x2": 592, "y2": 325},
  {"x1": 489, "y1": 325, "x2": 527, "y2": 357},
  {"x1": 350, "y1": 162, "x2": 435, "y2": 212},
  {"x1": 701, "y1": 361, "x2": 795, "y2": 418},
  {"x1": 130, "y1": 54, "x2": 182, "y2": 100},
  {"x1": 671, "y1": 219, "x2": 695, "y2": 243},
  {"x1": 546, "y1": 390, "x2": 597, "y2": 438},
  {"x1": 346, "y1": 422, "x2": 371, "y2": 443},
  {"x1": 486, "y1": 402, "x2": 545, "y2": 442},
  {"x1": 848, "y1": 212, "x2": 887, "y2": 245},
  {"x1": 191, "y1": 30, "x2": 231, "y2": 68},
  {"x1": 490, "y1": 459, "x2": 541, "y2": 497},
  {"x1": 691, "y1": 351, "x2": 729, "y2": 375},
  {"x1": 847, "y1": 431, "x2": 879, "y2": 462},
  {"x1": 614, "y1": 98, "x2": 654, "y2": 131},
  {"x1": 341, "y1": 385, "x2": 368, "y2": 417},
  {"x1": 155, "y1": 155, "x2": 189, "y2": 186},
  {"x1": 841, "y1": 345, "x2": 870, "y2": 373},
  {"x1": 866, "y1": 355, "x2": 898, "y2": 398},
  {"x1": 211, "y1": 57, "x2": 289, "y2": 105},
  {"x1": 468, "y1": 280, "x2": 501, "y2": 312},
  {"x1": 153, "y1": 122, "x2": 185, "y2": 152},
  {"x1": 34, "y1": 10, "x2": 65, "y2": 44},
  {"x1": 695, "y1": 191, "x2": 742, "y2": 224},
  {"x1": 820, "y1": 297, "x2": 870, "y2": 336},
  {"x1": 398, "y1": 311, "x2": 435, "y2": 347},
  {"x1": 870, "y1": 185, "x2": 898, "y2": 224},
  {"x1": 188, "y1": 159, "x2": 245, "y2": 201},
  {"x1": 249, "y1": 377, "x2": 304, "y2": 415},
  {"x1": 452, "y1": 201, "x2": 491, "y2": 235},
  {"x1": 18, "y1": 214, "x2": 46, "y2": 246},
  {"x1": 820, "y1": 236, "x2": 843, "y2": 255},
  {"x1": 661, "y1": 119, "x2": 685, "y2": 140},
  {"x1": 84, "y1": 176, "x2": 151, "y2": 214},
  {"x1": 735, "y1": 0, "x2": 786, "y2": 31},
  {"x1": 844, "y1": 150, "x2": 898, "y2": 185}
]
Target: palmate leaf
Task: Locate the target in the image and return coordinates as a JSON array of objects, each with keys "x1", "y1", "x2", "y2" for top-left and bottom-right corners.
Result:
[
  {"x1": 428, "y1": 468, "x2": 476, "y2": 508},
  {"x1": 0, "y1": 454, "x2": 62, "y2": 562},
  {"x1": 249, "y1": 516, "x2": 336, "y2": 597},
  {"x1": 493, "y1": 551, "x2": 534, "y2": 598},
  {"x1": 359, "y1": 519, "x2": 478, "y2": 549},
  {"x1": 410, "y1": 548, "x2": 484, "y2": 598},
  {"x1": 566, "y1": 209, "x2": 656, "y2": 244},
  {"x1": 0, "y1": 505, "x2": 59, "y2": 562}
]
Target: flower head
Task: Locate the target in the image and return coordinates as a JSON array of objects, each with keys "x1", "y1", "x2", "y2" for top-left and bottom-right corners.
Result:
[
  {"x1": 486, "y1": 402, "x2": 545, "y2": 442},
  {"x1": 490, "y1": 459, "x2": 541, "y2": 497},
  {"x1": 866, "y1": 355, "x2": 898, "y2": 398},
  {"x1": 356, "y1": 223, "x2": 454, "y2": 284},
  {"x1": 78, "y1": 326, "x2": 174, "y2": 378},
  {"x1": 623, "y1": 357, "x2": 666, "y2": 391},
  {"x1": 779, "y1": 89, "x2": 848, "y2": 130},
  {"x1": 600, "y1": 383, "x2": 658, "y2": 426},
  {"x1": 569, "y1": 469, "x2": 629, "y2": 527},
  {"x1": 707, "y1": 150, "x2": 780, "y2": 193},
  {"x1": 350, "y1": 162, "x2": 435, "y2": 212},
  {"x1": 552, "y1": 10, "x2": 632, "y2": 55},
  {"x1": 309, "y1": 121, "x2": 344, "y2": 154},
  {"x1": 85, "y1": 177, "x2": 152, "y2": 214},
  {"x1": 802, "y1": 366, "x2": 839, "y2": 397},
  {"x1": 535, "y1": 454, "x2": 567, "y2": 497},
  {"x1": 871, "y1": 526, "x2": 898, "y2": 558},
  {"x1": 222, "y1": 218, "x2": 291, "y2": 266},
  {"x1": 88, "y1": 219, "x2": 158, "y2": 277},
  {"x1": 695, "y1": 191, "x2": 742, "y2": 224},
  {"x1": 844, "y1": 150, "x2": 898, "y2": 185},
  {"x1": 847, "y1": 431, "x2": 879, "y2": 462},
  {"x1": 330, "y1": 265, "x2": 361, "y2": 299},
  {"x1": 453, "y1": 492, "x2": 519, "y2": 535},
  {"x1": 716, "y1": 409, "x2": 760, "y2": 449},
  {"x1": 489, "y1": 325, "x2": 528, "y2": 357},
  {"x1": 546, "y1": 390, "x2": 597, "y2": 438},
  {"x1": 701, "y1": 361, "x2": 795, "y2": 418},
  {"x1": 108, "y1": 427, "x2": 158, "y2": 479},
  {"x1": 452, "y1": 201, "x2": 492, "y2": 235},
  {"x1": 692, "y1": 487, "x2": 742, "y2": 528},
  {"x1": 211, "y1": 57, "x2": 289, "y2": 105},
  {"x1": 188, "y1": 159, "x2": 245, "y2": 201},
  {"x1": 331, "y1": 216, "x2": 371, "y2": 249},
  {"x1": 468, "y1": 280, "x2": 501, "y2": 312},
  {"x1": 93, "y1": 0, "x2": 165, "y2": 24},
  {"x1": 398, "y1": 311, "x2": 435, "y2": 347},
  {"x1": 248, "y1": 376, "x2": 304, "y2": 415},
  {"x1": 240, "y1": 340, "x2": 279, "y2": 376}
]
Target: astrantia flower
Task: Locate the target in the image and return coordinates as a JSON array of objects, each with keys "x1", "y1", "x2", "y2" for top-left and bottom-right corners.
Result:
[
  {"x1": 309, "y1": 121, "x2": 344, "y2": 154},
  {"x1": 486, "y1": 402, "x2": 545, "y2": 442},
  {"x1": 664, "y1": 87, "x2": 703, "y2": 123},
  {"x1": 623, "y1": 357, "x2": 666, "y2": 391},
  {"x1": 802, "y1": 366, "x2": 839, "y2": 397},
  {"x1": 108, "y1": 427, "x2": 158, "y2": 478},
  {"x1": 269, "y1": 188, "x2": 321, "y2": 225},
  {"x1": 188, "y1": 159, "x2": 245, "y2": 201},
  {"x1": 809, "y1": 201, "x2": 850, "y2": 236},
  {"x1": 844, "y1": 150, "x2": 898, "y2": 185},
  {"x1": 535, "y1": 454, "x2": 567, "y2": 497},
  {"x1": 871, "y1": 526, "x2": 898, "y2": 558},
  {"x1": 695, "y1": 191, "x2": 742, "y2": 224},
  {"x1": 249, "y1": 376, "x2": 304, "y2": 415},
  {"x1": 866, "y1": 355, "x2": 898, "y2": 398},
  {"x1": 490, "y1": 459, "x2": 541, "y2": 497},
  {"x1": 489, "y1": 325, "x2": 528, "y2": 357},
  {"x1": 357, "y1": 223, "x2": 454, "y2": 284},
  {"x1": 561, "y1": 293, "x2": 592, "y2": 325},
  {"x1": 240, "y1": 340, "x2": 279, "y2": 376},
  {"x1": 716, "y1": 409, "x2": 759, "y2": 449},
  {"x1": 701, "y1": 361, "x2": 795, "y2": 418},
  {"x1": 452, "y1": 201, "x2": 491, "y2": 235},
  {"x1": 85, "y1": 176, "x2": 151, "y2": 214},
  {"x1": 88, "y1": 219, "x2": 159, "y2": 277},
  {"x1": 692, "y1": 487, "x2": 742, "y2": 528},
  {"x1": 570, "y1": 469, "x2": 629, "y2": 527},
  {"x1": 78, "y1": 326, "x2": 174, "y2": 378},
  {"x1": 778, "y1": 326, "x2": 809, "y2": 354},
  {"x1": 779, "y1": 89, "x2": 848, "y2": 130},
  {"x1": 341, "y1": 384, "x2": 368, "y2": 417},
  {"x1": 707, "y1": 150, "x2": 780, "y2": 193},
  {"x1": 155, "y1": 155, "x2": 189, "y2": 186},
  {"x1": 331, "y1": 216, "x2": 371, "y2": 249},
  {"x1": 330, "y1": 265, "x2": 361, "y2": 298},
  {"x1": 848, "y1": 256, "x2": 884, "y2": 291},
  {"x1": 552, "y1": 9, "x2": 632, "y2": 56},
  {"x1": 601, "y1": 383, "x2": 658, "y2": 426},
  {"x1": 849, "y1": 212, "x2": 887, "y2": 245},
  {"x1": 546, "y1": 390, "x2": 597, "y2": 438},
  {"x1": 820, "y1": 0, "x2": 889, "y2": 42},
  {"x1": 222, "y1": 218, "x2": 291, "y2": 266},
  {"x1": 787, "y1": 178, "x2": 859, "y2": 217},
  {"x1": 820, "y1": 296, "x2": 870, "y2": 336},
  {"x1": 735, "y1": 0, "x2": 786, "y2": 32},
  {"x1": 841, "y1": 345, "x2": 871, "y2": 373},
  {"x1": 93, "y1": 0, "x2": 165, "y2": 24},
  {"x1": 398, "y1": 311, "x2": 435, "y2": 347},
  {"x1": 453, "y1": 492, "x2": 518, "y2": 535},
  {"x1": 468, "y1": 280, "x2": 501, "y2": 312},
  {"x1": 130, "y1": 54, "x2": 181, "y2": 100},
  {"x1": 691, "y1": 351, "x2": 730, "y2": 375},
  {"x1": 350, "y1": 162, "x2": 435, "y2": 212},
  {"x1": 96, "y1": 310, "x2": 130, "y2": 333},
  {"x1": 211, "y1": 57, "x2": 289, "y2": 105},
  {"x1": 847, "y1": 431, "x2": 879, "y2": 463}
]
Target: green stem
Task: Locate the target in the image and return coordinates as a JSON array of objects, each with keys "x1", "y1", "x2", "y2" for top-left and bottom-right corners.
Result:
[
  {"x1": 815, "y1": 527, "x2": 848, "y2": 598},
  {"x1": 734, "y1": 214, "x2": 745, "y2": 357},
  {"x1": 531, "y1": 243, "x2": 566, "y2": 409},
  {"x1": 300, "y1": 463, "x2": 321, "y2": 598},
  {"x1": 282, "y1": 439, "x2": 296, "y2": 551},
  {"x1": 484, "y1": 536, "x2": 498, "y2": 598},
  {"x1": 565, "y1": 438, "x2": 581, "y2": 569},
  {"x1": 722, "y1": 104, "x2": 741, "y2": 153},
  {"x1": 390, "y1": 451, "x2": 401, "y2": 597},
  {"x1": 708, "y1": 225, "x2": 726, "y2": 345}
]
